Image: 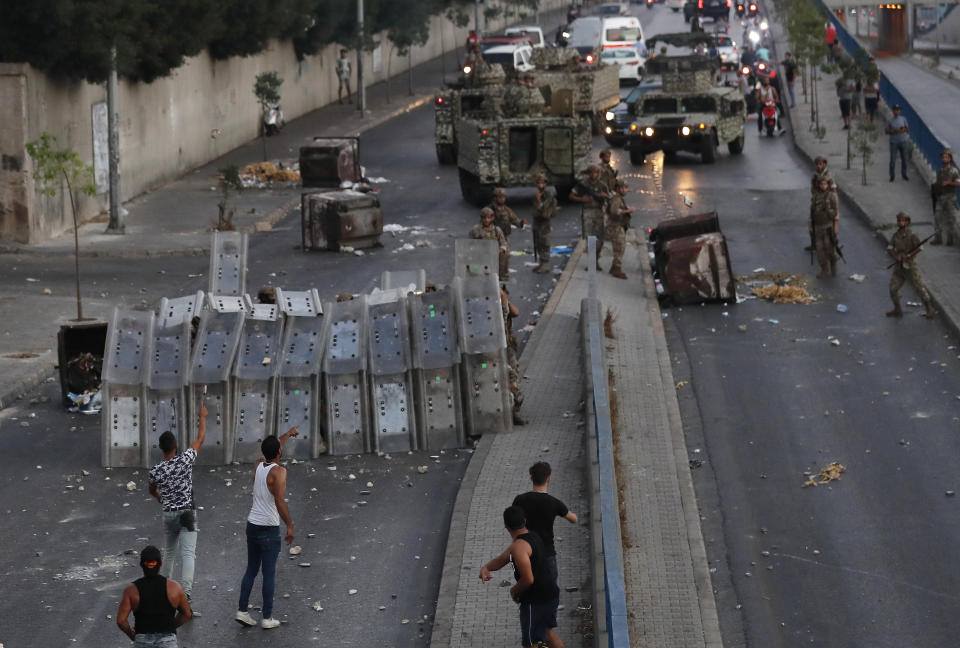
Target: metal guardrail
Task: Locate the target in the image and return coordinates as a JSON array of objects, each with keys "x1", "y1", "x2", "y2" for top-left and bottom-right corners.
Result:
[
  {"x1": 819, "y1": 0, "x2": 957, "y2": 206},
  {"x1": 581, "y1": 236, "x2": 631, "y2": 648}
]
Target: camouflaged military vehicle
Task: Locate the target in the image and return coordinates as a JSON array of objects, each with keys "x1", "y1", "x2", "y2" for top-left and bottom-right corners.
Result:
[
  {"x1": 625, "y1": 50, "x2": 745, "y2": 165},
  {"x1": 455, "y1": 81, "x2": 592, "y2": 206},
  {"x1": 528, "y1": 47, "x2": 620, "y2": 134},
  {"x1": 434, "y1": 64, "x2": 506, "y2": 165}
]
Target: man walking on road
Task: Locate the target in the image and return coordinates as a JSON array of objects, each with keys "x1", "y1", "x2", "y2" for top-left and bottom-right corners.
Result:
[
  {"x1": 781, "y1": 52, "x2": 797, "y2": 108},
  {"x1": 148, "y1": 404, "x2": 207, "y2": 610},
  {"x1": 931, "y1": 148, "x2": 960, "y2": 246},
  {"x1": 337, "y1": 49, "x2": 352, "y2": 104},
  {"x1": 885, "y1": 105, "x2": 911, "y2": 181},
  {"x1": 481, "y1": 506, "x2": 564, "y2": 648},
  {"x1": 235, "y1": 427, "x2": 299, "y2": 630},
  {"x1": 117, "y1": 545, "x2": 192, "y2": 647},
  {"x1": 512, "y1": 462, "x2": 578, "y2": 585},
  {"x1": 887, "y1": 212, "x2": 934, "y2": 319}
]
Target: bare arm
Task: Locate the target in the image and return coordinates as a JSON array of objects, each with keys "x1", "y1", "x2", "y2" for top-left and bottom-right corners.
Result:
[
  {"x1": 564, "y1": 511, "x2": 579, "y2": 524},
  {"x1": 149, "y1": 482, "x2": 162, "y2": 504},
  {"x1": 268, "y1": 466, "x2": 294, "y2": 543},
  {"x1": 279, "y1": 426, "x2": 299, "y2": 446},
  {"x1": 167, "y1": 579, "x2": 193, "y2": 628},
  {"x1": 117, "y1": 584, "x2": 138, "y2": 641},
  {"x1": 189, "y1": 403, "x2": 208, "y2": 452},
  {"x1": 480, "y1": 546, "x2": 513, "y2": 583}
]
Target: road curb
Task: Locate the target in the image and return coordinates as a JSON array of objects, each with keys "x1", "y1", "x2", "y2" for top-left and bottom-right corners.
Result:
[
  {"x1": 429, "y1": 242, "x2": 584, "y2": 648},
  {"x1": 0, "y1": 353, "x2": 55, "y2": 411}
]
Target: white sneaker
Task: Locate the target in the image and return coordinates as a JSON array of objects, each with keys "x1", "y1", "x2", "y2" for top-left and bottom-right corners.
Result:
[
  {"x1": 235, "y1": 610, "x2": 257, "y2": 627},
  {"x1": 261, "y1": 617, "x2": 280, "y2": 629}
]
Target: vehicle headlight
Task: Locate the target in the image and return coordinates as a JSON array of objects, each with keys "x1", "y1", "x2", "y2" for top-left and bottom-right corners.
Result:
[
  {"x1": 630, "y1": 124, "x2": 638, "y2": 132},
  {"x1": 562, "y1": 31, "x2": 571, "y2": 39},
  {"x1": 760, "y1": 20, "x2": 769, "y2": 30},
  {"x1": 698, "y1": 123, "x2": 707, "y2": 129},
  {"x1": 681, "y1": 126, "x2": 691, "y2": 136},
  {"x1": 644, "y1": 127, "x2": 654, "y2": 137},
  {"x1": 748, "y1": 30, "x2": 760, "y2": 43},
  {"x1": 463, "y1": 65, "x2": 472, "y2": 74},
  {"x1": 605, "y1": 111, "x2": 616, "y2": 121}
]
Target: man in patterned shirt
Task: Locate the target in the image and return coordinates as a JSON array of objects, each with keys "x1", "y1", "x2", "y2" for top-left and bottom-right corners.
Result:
[{"x1": 149, "y1": 404, "x2": 208, "y2": 610}]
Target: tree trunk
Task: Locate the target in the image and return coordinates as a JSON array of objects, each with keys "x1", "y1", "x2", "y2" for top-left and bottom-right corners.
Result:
[
  {"x1": 386, "y1": 44, "x2": 393, "y2": 103},
  {"x1": 64, "y1": 174, "x2": 84, "y2": 321},
  {"x1": 408, "y1": 52, "x2": 414, "y2": 95}
]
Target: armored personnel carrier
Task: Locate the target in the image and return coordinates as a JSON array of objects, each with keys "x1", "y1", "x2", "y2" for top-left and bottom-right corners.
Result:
[
  {"x1": 624, "y1": 42, "x2": 745, "y2": 165},
  {"x1": 434, "y1": 64, "x2": 506, "y2": 165},
  {"x1": 528, "y1": 47, "x2": 620, "y2": 134},
  {"x1": 455, "y1": 81, "x2": 591, "y2": 206}
]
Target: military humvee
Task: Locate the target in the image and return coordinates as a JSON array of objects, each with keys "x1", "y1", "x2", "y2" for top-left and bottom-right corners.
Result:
[
  {"x1": 456, "y1": 91, "x2": 592, "y2": 206},
  {"x1": 625, "y1": 52, "x2": 745, "y2": 165}
]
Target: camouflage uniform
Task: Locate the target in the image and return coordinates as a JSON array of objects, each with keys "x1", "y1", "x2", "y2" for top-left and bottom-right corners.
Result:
[
  {"x1": 572, "y1": 176, "x2": 609, "y2": 243},
  {"x1": 489, "y1": 201, "x2": 524, "y2": 238},
  {"x1": 599, "y1": 161, "x2": 617, "y2": 194},
  {"x1": 469, "y1": 222, "x2": 510, "y2": 279},
  {"x1": 933, "y1": 164, "x2": 960, "y2": 244},
  {"x1": 532, "y1": 185, "x2": 558, "y2": 271},
  {"x1": 888, "y1": 224, "x2": 932, "y2": 313},
  {"x1": 603, "y1": 193, "x2": 630, "y2": 276},
  {"x1": 810, "y1": 188, "x2": 839, "y2": 277},
  {"x1": 500, "y1": 289, "x2": 524, "y2": 425}
]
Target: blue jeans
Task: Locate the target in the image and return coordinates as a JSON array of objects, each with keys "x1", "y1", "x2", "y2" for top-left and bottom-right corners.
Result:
[
  {"x1": 134, "y1": 633, "x2": 178, "y2": 648},
  {"x1": 890, "y1": 141, "x2": 908, "y2": 179},
  {"x1": 160, "y1": 510, "x2": 197, "y2": 599},
  {"x1": 238, "y1": 522, "x2": 281, "y2": 618}
]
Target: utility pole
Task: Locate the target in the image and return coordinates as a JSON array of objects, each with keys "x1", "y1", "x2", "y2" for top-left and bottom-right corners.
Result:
[
  {"x1": 935, "y1": 2, "x2": 941, "y2": 65},
  {"x1": 475, "y1": 0, "x2": 481, "y2": 32},
  {"x1": 105, "y1": 45, "x2": 124, "y2": 233},
  {"x1": 357, "y1": 0, "x2": 366, "y2": 114}
]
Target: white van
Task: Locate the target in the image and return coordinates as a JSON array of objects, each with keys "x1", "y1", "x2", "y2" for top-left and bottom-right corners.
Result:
[{"x1": 601, "y1": 16, "x2": 645, "y2": 51}]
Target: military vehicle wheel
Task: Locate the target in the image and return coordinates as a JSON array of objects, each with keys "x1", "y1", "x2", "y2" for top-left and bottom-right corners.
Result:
[
  {"x1": 436, "y1": 143, "x2": 456, "y2": 165},
  {"x1": 629, "y1": 148, "x2": 645, "y2": 165},
  {"x1": 728, "y1": 134, "x2": 745, "y2": 155},
  {"x1": 700, "y1": 133, "x2": 717, "y2": 164},
  {"x1": 459, "y1": 169, "x2": 490, "y2": 206}
]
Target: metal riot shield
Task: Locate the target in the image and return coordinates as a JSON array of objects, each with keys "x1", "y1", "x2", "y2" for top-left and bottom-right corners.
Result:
[
  {"x1": 189, "y1": 307, "x2": 245, "y2": 465},
  {"x1": 409, "y1": 288, "x2": 465, "y2": 450},
  {"x1": 144, "y1": 315, "x2": 191, "y2": 467},
  {"x1": 208, "y1": 231, "x2": 248, "y2": 297},
  {"x1": 101, "y1": 308, "x2": 154, "y2": 467},
  {"x1": 323, "y1": 297, "x2": 369, "y2": 455},
  {"x1": 381, "y1": 269, "x2": 427, "y2": 293},
  {"x1": 157, "y1": 291, "x2": 204, "y2": 329},
  {"x1": 367, "y1": 294, "x2": 416, "y2": 453},
  {"x1": 454, "y1": 239, "x2": 499, "y2": 278},
  {"x1": 454, "y1": 275, "x2": 512, "y2": 436},
  {"x1": 231, "y1": 300, "x2": 283, "y2": 463}
]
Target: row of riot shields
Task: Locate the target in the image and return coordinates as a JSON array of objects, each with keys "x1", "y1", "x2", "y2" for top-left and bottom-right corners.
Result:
[{"x1": 102, "y1": 235, "x2": 512, "y2": 467}]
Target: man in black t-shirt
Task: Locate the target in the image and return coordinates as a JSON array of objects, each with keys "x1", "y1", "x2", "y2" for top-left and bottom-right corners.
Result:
[
  {"x1": 481, "y1": 506, "x2": 563, "y2": 648},
  {"x1": 512, "y1": 461, "x2": 578, "y2": 585}
]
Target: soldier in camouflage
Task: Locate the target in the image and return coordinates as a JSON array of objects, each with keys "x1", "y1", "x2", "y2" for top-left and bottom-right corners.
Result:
[
  {"x1": 598, "y1": 149, "x2": 617, "y2": 192},
  {"x1": 931, "y1": 148, "x2": 960, "y2": 246},
  {"x1": 470, "y1": 206, "x2": 510, "y2": 280},
  {"x1": 810, "y1": 177, "x2": 839, "y2": 278},
  {"x1": 500, "y1": 285, "x2": 525, "y2": 426},
  {"x1": 805, "y1": 157, "x2": 837, "y2": 252},
  {"x1": 489, "y1": 188, "x2": 526, "y2": 240},
  {"x1": 886, "y1": 212, "x2": 935, "y2": 318},
  {"x1": 601, "y1": 180, "x2": 632, "y2": 279},
  {"x1": 569, "y1": 164, "x2": 610, "y2": 255},
  {"x1": 532, "y1": 173, "x2": 557, "y2": 274}
]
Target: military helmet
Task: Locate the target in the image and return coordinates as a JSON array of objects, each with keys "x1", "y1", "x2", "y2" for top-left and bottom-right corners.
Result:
[
  {"x1": 586, "y1": 164, "x2": 600, "y2": 175},
  {"x1": 615, "y1": 180, "x2": 628, "y2": 190},
  {"x1": 533, "y1": 171, "x2": 548, "y2": 183},
  {"x1": 944, "y1": 148, "x2": 954, "y2": 160},
  {"x1": 480, "y1": 207, "x2": 495, "y2": 217},
  {"x1": 493, "y1": 187, "x2": 507, "y2": 197}
]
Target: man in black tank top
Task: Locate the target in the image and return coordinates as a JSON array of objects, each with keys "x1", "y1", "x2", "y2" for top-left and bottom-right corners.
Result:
[
  {"x1": 117, "y1": 545, "x2": 192, "y2": 647},
  {"x1": 481, "y1": 506, "x2": 564, "y2": 648}
]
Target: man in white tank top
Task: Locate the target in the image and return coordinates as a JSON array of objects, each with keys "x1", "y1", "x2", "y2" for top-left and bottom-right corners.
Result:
[{"x1": 234, "y1": 426, "x2": 298, "y2": 630}]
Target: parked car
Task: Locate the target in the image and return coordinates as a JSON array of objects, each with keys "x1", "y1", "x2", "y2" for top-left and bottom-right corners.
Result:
[
  {"x1": 684, "y1": 0, "x2": 730, "y2": 22},
  {"x1": 665, "y1": 0, "x2": 685, "y2": 10},
  {"x1": 505, "y1": 25, "x2": 546, "y2": 48},
  {"x1": 480, "y1": 43, "x2": 535, "y2": 75},
  {"x1": 601, "y1": 45, "x2": 647, "y2": 83}
]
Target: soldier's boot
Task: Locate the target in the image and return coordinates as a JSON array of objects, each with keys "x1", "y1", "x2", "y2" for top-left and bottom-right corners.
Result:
[
  {"x1": 817, "y1": 263, "x2": 830, "y2": 278},
  {"x1": 932, "y1": 233, "x2": 944, "y2": 245},
  {"x1": 533, "y1": 261, "x2": 551, "y2": 273},
  {"x1": 512, "y1": 410, "x2": 527, "y2": 426},
  {"x1": 609, "y1": 264, "x2": 628, "y2": 280},
  {"x1": 829, "y1": 259, "x2": 837, "y2": 277},
  {"x1": 886, "y1": 298, "x2": 903, "y2": 318},
  {"x1": 924, "y1": 302, "x2": 936, "y2": 319}
]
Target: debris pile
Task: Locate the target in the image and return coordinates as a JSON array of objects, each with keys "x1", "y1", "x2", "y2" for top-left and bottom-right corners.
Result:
[
  {"x1": 752, "y1": 283, "x2": 815, "y2": 304},
  {"x1": 803, "y1": 461, "x2": 846, "y2": 487},
  {"x1": 239, "y1": 161, "x2": 301, "y2": 184}
]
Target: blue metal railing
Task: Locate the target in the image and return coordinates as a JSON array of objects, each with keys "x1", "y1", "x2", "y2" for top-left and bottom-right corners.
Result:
[
  {"x1": 584, "y1": 236, "x2": 631, "y2": 648},
  {"x1": 817, "y1": 0, "x2": 956, "y2": 203}
]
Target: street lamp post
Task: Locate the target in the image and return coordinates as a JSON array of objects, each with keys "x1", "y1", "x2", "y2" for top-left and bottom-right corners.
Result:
[
  {"x1": 357, "y1": 0, "x2": 366, "y2": 114},
  {"x1": 105, "y1": 46, "x2": 124, "y2": 234}
]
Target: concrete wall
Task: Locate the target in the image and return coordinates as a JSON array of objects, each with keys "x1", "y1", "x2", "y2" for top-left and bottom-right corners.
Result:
[{"x1": 0, "y1": 0, "x2": 566, "y2": 244}]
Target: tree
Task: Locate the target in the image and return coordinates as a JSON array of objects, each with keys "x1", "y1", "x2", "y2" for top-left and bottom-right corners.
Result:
[
  {"x1": 216, "y1": 165, "x2": 243, "y2": 231},
  {"x1": 207, "y1": 0, "x2": 316, "y2": 60},
  {"x1": 851, "y1": 120, "x2": 879, "y2": 185},
  {"x1": 381, "y1": 0, "x2": 434, "y2": 101},
  {"x1": 25, "y1": 133, "x2": 97, "y2": 321},
  {"x1": 254, "y1": 72, "x2": 284, "y2": 159}
]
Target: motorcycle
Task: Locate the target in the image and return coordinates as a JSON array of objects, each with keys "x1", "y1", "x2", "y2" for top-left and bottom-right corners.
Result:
[
  {"x1": 735, "y1": 2, "x2": 745, "y2": 18},
  {"x1": 761, "y1": 98, "x2": 778, "y2": 136},
  {"x1": 262, "y1": 102, "x2": 284, "y2": 136}
]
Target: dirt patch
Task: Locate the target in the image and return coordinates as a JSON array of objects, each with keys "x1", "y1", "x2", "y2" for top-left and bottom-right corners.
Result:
[
  {"x1": 2, "y1": 352, "x2": 39, "y2": 359},
  {"x1": 751, "y1": 283, "x2": 816, "y2": 304},
  {"x1": 608, "y1": 366, "x2": 632, "y2": 550},
  {"x1": 604, "y1": 308, "x2": 617, "y2": 339},
  {"x1": 240, "y1": 161, "x2": 300, "y2": 183}
]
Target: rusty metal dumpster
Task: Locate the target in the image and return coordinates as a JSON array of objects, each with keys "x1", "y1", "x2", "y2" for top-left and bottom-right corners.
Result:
[
  {"x1": 301, "y1": 190, "x2": 383, "y2": 251},
  {"x1": 655, "y1": 231, "x2": 736, "y2": 305}
]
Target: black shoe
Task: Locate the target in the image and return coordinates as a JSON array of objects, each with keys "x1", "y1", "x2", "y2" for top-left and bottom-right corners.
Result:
[
  {"x1": 842, "y1": 124, "x2": 849, "y2": 130},
  {"x1": 889, "y1": 177, "x2": 895, "y2": 182},
  {"x1": 902, "y1": 175, "x2": 909, "y2": 181}
]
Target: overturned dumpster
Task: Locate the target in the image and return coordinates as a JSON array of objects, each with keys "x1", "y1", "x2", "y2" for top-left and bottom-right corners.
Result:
[{"x1": 649, "y1": 211, "x2": 736, "y2": 305}]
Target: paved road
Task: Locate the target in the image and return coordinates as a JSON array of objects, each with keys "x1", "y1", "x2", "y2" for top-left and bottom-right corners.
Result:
[{"x1": 617, "y1": 84, "x2": 960, "y2": 645}]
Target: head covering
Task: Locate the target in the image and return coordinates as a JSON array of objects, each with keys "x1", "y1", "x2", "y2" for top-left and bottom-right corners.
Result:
[
  {"x1": 944, "y1": 148, "x2": 954, "y2": 160},
  {"x1": 534, "y1": 171, "x2": 548, "y2": 183},
  {"x1": 892, "y1": 104, "x2": 902, "y2": 110},
  {"x1": 815, "y1": 156, "x2": 827, "y2": 164},
  {"x1": 600, "y1": 149, "x2": 612, "y2": 157},
  {"x1": 586, "y1": 164, "x2": 600, "y2": 174},
  {"x1": 480, "y1": 207, "x2": 495, "y2": 217},
  {"x1": 615, "y1": 180, "x2": 628, "y2": 190},
  {"x1": 896, "y1": 211, "x2": 911, "y2": 223},
  {"x1": 493, "y1": 187, "x2": 506, "y2": 197},
  {"x1": 140, "y1": 545, "x2": 162, "y2": 568}
]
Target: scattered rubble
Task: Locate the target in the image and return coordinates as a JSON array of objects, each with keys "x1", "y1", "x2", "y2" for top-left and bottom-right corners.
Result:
[{"x1": 803, "y1": 462, "x2": 846, "y2": 487}]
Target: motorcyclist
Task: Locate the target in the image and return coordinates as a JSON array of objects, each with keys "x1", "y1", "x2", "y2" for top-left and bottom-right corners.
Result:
[
  {"x1": 754, "y1": 76, "x2": 782, "y2": 134},
  {"x1": 740, "y1": 44, "x2": 757, "y2": 69}
]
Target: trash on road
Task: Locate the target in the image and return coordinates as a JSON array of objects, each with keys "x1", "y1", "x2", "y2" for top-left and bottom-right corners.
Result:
[
  {"x1": 752, "y1": 283, "x2": 814, "y2": 304},
  {"x1": 803, "y1": 461, "x2": 846, "y2": 487},
  {"x1": 836, "y1": 304, "x2": 848, "y2": 313},
  {"x1": 848, "y1": 274, "x2": 866, "y2": 283}
]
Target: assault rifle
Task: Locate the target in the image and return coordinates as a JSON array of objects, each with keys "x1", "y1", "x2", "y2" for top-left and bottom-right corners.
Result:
[{"x1": 885, "y1": 233, "x2": 935, "y2": 269}]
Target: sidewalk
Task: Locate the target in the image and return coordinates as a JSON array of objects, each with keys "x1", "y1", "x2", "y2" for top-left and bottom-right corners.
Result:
[
  {"x1": 780, "y1": 27, "x2": 960, "y2": 335},
  {"x1": 431, "y1": 241, "x2": 721, "y2": 647}
]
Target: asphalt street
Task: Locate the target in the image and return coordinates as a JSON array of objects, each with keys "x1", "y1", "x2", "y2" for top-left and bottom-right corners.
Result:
[{"x1": 609, "y1": 8, "x2": 960, "y2": 643}]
